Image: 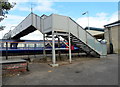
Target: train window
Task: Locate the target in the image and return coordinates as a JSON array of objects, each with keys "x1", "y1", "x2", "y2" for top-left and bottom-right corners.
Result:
[
  {"x1": 41, "y1": 44, "x2": 44, "y2": 47},
  {"x1": 26, "y1": 44, "x2": 34, "y2": 47},
  {"x1": 3, "y1": 43, "x2": 7, "y2": 47},
  {"x1": 36, "y1": 43, "x2": 44, "y2": 47},
  {"x1": 29, "y1": 44, "x2": 34, "y2": 47},
  {"x1": 2, "y1": 43, "x2": 4, "y2": 47},
  {"x1": 2, "y1": 42, "x2": 10, "y2": 47},
  {"x1": 36, "y1": 44, "x2": 40, "y2": 47},
  {"x1": 26, "y1": 44, "x2": 29, "y2": 47},
  {"x1": 8, "y1": 43, "x2": 10, "y2": 47},
  {"x1": 18, "y1": 43, "x2": 24, "y2": 47}
]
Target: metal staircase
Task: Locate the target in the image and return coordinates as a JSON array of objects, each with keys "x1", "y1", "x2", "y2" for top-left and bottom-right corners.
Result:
[
  {"x1": 52, "y1": 32, "x2": 100, "y2": 57},
  {"x1": 68, "y1": 34, "x2": 100, "y2": 57}
]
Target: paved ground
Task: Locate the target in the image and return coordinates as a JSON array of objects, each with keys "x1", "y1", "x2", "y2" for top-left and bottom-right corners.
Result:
[{"x1": 2, "y1": 54, "x2": 118, "y2": 85}]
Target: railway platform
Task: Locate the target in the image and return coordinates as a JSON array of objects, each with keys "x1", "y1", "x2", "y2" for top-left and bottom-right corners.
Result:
[{"x1": 1, "y1": 59, "x2": 28, "y2": 76}]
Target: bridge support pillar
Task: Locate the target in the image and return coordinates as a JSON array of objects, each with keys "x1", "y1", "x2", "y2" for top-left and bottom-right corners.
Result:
[
  {"x1": 68, "y1": 32, "x2": 72, "y2": 63},
  {"x1": 50, "y1": 31, "x2": 59, "y2": 67},
  {"x1": 43, "y1": 34, "x2": 46, "y2": 61}
]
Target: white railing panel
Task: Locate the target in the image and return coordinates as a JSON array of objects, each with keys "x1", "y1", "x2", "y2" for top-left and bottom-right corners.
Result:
[
  {"x1": 32, "y1": 14, "x2": 37, "y2": 27},
  {"x1": 87, "y1": 33, "x2": 102, "y2": 55},
  {"x1": 52, "y1": 14, "x2": 68, "y2": 32},
  {"x1": 69, "y1": 19, "x2": 78, "y2": 37},
  {"x1": 32, "y1": 14, "x2": 41, "y2": 31},
  {"x1": 78, "y1": 27, "x2": 86, "y2": 44},
  {"x1": 36, "y1": 15, "x2": 41, "y2": 31},
  {"x1": 11, "y1": 14, "x2": 32, "y2": 37},
  {"x1": 94, "y1": 40, "x2": 102, "y2": 55},
  {"x1": 101, "y1": 44, "x2": 107, "y2": 55},
  {"x1": 86, "y1": 33, "x2": 95, "y2": 50},
  {"x1": 43, "y1": 15, "x2": 52, "y2": 33}
]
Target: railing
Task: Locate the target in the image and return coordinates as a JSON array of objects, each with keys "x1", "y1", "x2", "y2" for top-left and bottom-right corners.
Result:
[
  {"x1": 69, "y1": 18, "x2": 107, "y2": 56},
  {"x1": 11, "y1": 14, "x2": 32, "y2": 38},
  {"x1": 3, "y1": 13, "x2": 42, "y2": 39}
]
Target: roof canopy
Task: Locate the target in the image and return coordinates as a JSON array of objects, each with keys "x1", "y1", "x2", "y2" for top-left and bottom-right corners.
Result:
[
  {"x1": 104, "y1": 20, "x2": 120, "y2": 28},
  {"x1": 85, "y1": 27, "x2": 104, "y2": 32}
]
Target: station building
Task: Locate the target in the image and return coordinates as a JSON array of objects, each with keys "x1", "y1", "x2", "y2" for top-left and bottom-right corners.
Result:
[{"x1": 104, "y1": 20, "x2": 120, "y2": 54}]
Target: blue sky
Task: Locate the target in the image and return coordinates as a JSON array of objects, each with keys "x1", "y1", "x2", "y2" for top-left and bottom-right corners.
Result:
[
  {"x1": 53, "y1": 2, "x2": 118, "y2": 18},
  {"x1": 0, "y1": 1, "x2": 118, "y2": 40},
  {"x1": 9, "y1": 2, "x2": 118, "y2": 18}
]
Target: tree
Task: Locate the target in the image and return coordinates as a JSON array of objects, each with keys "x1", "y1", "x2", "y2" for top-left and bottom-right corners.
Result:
[{"x1": 0, "y1": 0, "x2": 15, "y2": 30}]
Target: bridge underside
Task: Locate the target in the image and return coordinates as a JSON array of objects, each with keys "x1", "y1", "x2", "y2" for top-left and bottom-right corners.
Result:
[{"x1": 11, "y1": 26, "x2": 37, "y2": 39}]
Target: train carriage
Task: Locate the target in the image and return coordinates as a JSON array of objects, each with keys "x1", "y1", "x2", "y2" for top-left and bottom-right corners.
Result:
[{"x1": 0, "y1": 39, "x2": 80, "y2": 56}]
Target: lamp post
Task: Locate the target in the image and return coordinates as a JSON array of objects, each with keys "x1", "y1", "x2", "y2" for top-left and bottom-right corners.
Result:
[
  {"x1": 30, "y1": 3, "x2": 36, "y2": 13},
  {"x1": 82, "y1": 11, "x2": 90, "y2": 43},
  {"x1": 82, "y1": 11, "x2": 90, "y2": 30}
]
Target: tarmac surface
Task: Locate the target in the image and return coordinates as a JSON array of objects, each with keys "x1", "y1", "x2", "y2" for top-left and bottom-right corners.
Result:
[{"x1": 2, "y1": 54, "x2": 118, "y2": 85}]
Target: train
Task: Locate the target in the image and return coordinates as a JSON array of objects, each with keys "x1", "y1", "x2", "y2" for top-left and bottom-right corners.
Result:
[{"x1": 0, "y1": 39, "x2": 80, "y2": 56}]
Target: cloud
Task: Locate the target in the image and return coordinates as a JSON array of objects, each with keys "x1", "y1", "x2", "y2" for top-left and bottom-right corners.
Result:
[
  {"x1": 108, "y1": 11, "x2": 118, "y2": 23},
  {"x1": 96, "y1": 12, "x2": 108, "y2": 17},
  {"x1": 20, "y1": 30, "x2": 43, "y2": 40},
  {"x1": 0, "y1": 14, "x2": 25, "y2": 29},
  {"x1": 76, "y1": 11, "x2": 118, "y2": 28},
  {"x1": 34, "y1": 0, "x2": 56, "y2": 12},
  {"x1": 9, "y1": 0, "x2": 56, "y2": 13},
  {"x1": 8, "y1": 0, "x2": 29, "y2": 11},
  {"x1": 8, "y1": 0, "x2": 29, "y2": 3},
  {"x1": 18, "y1": 7, "x2": 30, "y2": 11},
  {"x1": 8, "y1": 0, "x2": 119, "y2": 2},
  {"x1": 0, "y1": 14, "x2": 25, "y2": 39}
]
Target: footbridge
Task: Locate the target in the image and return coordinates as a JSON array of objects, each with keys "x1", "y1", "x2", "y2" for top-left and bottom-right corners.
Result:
[
  {"x1": 3, "y1": 13, "x2": 107, "y2": 66},
  {"x1": 3, "y1": 13, "x2": 43, "y2": 39}
]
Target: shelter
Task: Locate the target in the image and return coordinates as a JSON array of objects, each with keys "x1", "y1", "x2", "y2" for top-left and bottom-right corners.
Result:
[{"x1": 85, "y1": 27, "x2": 104, "y2": 39}]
